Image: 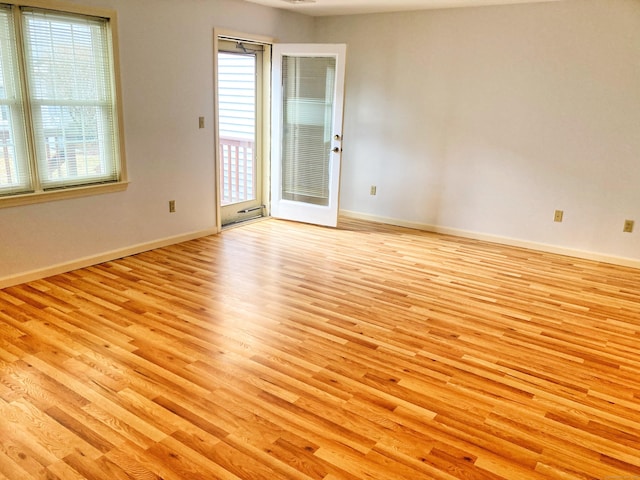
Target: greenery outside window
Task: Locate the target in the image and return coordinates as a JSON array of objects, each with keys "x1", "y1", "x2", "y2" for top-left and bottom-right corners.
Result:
[{"x1": 0, "y1": 2, "x2": 126, "y2": 206}]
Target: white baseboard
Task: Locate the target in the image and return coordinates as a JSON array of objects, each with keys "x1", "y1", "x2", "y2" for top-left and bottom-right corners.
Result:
[
  {"x1": 340, "y1": 210, "x2": 640, "y2": 270},
  {"x1": 0, "y1": 228, "x2": 218, "y2": 289},
  {"x1": 4, "y1": 213, "x2": 638, "y2": 289}
]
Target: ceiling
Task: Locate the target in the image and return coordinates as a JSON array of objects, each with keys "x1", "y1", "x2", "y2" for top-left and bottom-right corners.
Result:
[{"x1": 241, "y1": 0, "x2": 560, "y2": 16}]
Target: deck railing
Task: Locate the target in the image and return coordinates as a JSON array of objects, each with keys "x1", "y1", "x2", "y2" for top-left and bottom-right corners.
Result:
[{"x1": 220, "y1": 137, "x2": 255, "y2": 206}]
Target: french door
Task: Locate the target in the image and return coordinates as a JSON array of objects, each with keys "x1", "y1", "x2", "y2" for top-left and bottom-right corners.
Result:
[{"x1": 271, "y1": 44, "x2": 347, "y2": 228}]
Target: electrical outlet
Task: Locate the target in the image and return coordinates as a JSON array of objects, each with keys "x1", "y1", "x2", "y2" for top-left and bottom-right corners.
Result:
[
  {"x1": 370, "y1": 185, "x2": 377, "y2": 196},
  {"x1": 554, "y1": 210, "x2": 563, "y2": 222},
  {"x1": 624, "y1": 219, "x2": 634, "y2": 233},
  {"x1": 169, "y1": 200, "x2": 176, "y2": 213},
  {"x1": 198, "y1": 116, "x2": 205, "y2": 129}
]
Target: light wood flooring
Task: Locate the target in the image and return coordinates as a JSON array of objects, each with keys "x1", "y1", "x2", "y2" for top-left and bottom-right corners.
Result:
[{"x1": 1, "y1": 218, "x2": 640, "y2": 479}]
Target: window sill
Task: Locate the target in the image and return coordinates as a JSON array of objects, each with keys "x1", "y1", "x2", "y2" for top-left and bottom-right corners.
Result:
[{"x1": 0, "y1": 181, "x2": 129, "y2": 209}]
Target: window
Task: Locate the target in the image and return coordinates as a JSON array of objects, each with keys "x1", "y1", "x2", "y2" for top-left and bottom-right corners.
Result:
[{"x1": 0, "y1": 2, "x2": 125, "y2": 206}]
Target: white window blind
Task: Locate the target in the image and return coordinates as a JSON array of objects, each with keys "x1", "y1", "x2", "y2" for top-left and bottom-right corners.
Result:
[
  {"x1": 0, "y1": 6, "x2": 29, "y2": 195},
  {"x1": 22, "y1": 9, "x2": 119, "y2": 190},
  {"x1": 281, "y1": 56, "x2": 336, "y2": 206},
  {"x1": 0, "y1": 3, "x2": 122, "y2": 201}
]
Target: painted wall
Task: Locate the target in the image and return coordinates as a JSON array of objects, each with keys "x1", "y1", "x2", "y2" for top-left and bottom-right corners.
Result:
[
  {"x1": 3, "y1": 0, "x2": 639, "y2": 285},
  {"x1": 315, "y1": 0, "x2": 640, "y2": 263},
  {"x1": 0, "y1": 0, "x2": 313, "y2": 284}
]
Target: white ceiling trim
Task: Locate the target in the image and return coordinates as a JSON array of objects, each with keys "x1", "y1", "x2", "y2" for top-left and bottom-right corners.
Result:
[{"x1": 242, "y1": 0, "x2": 561, "y2": 17}]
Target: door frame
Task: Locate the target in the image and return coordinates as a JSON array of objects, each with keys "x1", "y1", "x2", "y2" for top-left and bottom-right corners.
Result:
[{"x1": 213, "y1": 29, "x2": 273, "y2": 233}]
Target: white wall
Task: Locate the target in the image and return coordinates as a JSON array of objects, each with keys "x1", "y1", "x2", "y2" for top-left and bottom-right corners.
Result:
[
  {"x1": 315, "y1": 0, "x2": 640, "y2": 264},
  {"x1": 0, "y1": 0, "x2": 313, "y2": 285},
  {"x1": 3, "y1": 0, "x2": 639, "y2": 286}
]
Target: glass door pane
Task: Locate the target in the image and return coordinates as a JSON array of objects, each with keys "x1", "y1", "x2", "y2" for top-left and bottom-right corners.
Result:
[
  {"x1": 217, "y1": 38, "x2": 266, "y2": 228},
  {"x1": 218, "y1": 51, "x2": 257, "y2": 206},
  {"x1": 281, "y1": 56, "x2": 336, "y2": 207}
]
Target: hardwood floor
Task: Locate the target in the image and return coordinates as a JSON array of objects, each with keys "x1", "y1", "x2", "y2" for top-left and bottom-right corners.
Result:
[{"x1": 1, "y1": 218, "x2": 640, "y2": 479}]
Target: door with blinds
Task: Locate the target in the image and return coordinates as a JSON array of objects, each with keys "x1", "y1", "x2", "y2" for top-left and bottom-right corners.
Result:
[{"x1": 271, "y1": 44, "x2": 346, "y2": 228}]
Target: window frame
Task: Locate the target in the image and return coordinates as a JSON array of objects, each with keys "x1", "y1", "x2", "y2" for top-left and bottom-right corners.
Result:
[{"x1": 0, "y1": 0, "x2": 127, "y2": 209}]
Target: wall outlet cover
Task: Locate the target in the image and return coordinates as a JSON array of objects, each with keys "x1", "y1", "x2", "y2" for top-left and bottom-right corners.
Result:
[{"x1": 554, "y1": 210, "x2": 564, "y2": 222}]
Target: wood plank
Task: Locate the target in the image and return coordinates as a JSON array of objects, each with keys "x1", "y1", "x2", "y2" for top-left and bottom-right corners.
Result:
[{"x1": 1, "y1": 217, "x2": 639, "y2": 478}]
